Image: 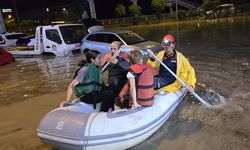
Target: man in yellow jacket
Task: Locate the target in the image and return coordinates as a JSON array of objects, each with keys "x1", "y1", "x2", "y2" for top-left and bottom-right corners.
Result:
[{"x1": 147, "y1": 34, "x2": 196, "y2": 93}]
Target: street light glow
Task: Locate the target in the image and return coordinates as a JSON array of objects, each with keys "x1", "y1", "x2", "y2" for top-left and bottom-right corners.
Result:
[{"x1": 8, "y1": 14, "x2": 12, "y2": 19}]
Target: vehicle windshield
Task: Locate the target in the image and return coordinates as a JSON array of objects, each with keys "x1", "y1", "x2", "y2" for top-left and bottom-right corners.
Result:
[
  {"x1": 59, "y1": 25, "x2": 87, "y2": 44},
  {"x1": 118, "y1": 32, "x2": 146, "y2": 45}
]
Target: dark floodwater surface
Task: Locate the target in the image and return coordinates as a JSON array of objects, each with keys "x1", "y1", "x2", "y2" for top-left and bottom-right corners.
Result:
[
  {"x1": 0, "y1": 16, "x2": 250, "y2": 150},
  {"x1": 1, "y1": 17, "x2": 249, "y2": 106}
]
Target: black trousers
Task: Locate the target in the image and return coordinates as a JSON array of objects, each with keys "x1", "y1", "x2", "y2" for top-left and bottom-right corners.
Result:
[
  {"x1": 108, "y1": 75, "x2": 127, "y2": 96},
  {"x1": 80, "y1": 89, "x2": 115, "y2": 112}
]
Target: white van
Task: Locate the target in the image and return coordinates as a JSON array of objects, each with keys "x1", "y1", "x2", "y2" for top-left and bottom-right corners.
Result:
[{"x1": 6, "y1": 24, "x2": 88, "y2": 57}]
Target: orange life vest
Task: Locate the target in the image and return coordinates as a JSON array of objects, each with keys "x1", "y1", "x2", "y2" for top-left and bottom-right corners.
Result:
[{"x1": 129, "y1": 64, "x2": 157, "y2": 107}]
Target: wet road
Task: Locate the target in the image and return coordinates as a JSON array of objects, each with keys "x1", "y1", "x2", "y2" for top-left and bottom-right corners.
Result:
[{"x1": 0, "y1": 16, "x2": 250, "y2": 150}]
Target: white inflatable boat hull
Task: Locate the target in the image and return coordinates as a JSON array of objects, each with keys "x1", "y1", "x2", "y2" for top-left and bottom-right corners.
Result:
[{"x1": 37, "y1": 89, "x2": 186, "y2": 150}]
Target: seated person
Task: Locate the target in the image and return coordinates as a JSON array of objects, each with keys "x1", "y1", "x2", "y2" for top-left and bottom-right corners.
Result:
[
  {"x1": 114, "y1": 49, "x2": 157, "y2": 110},
  {"x1": 60, "y1": 50, "x2": 115, "y2": 112},
  {"x1": 101, "y1": 41, "x2": 130, "y2": 96},
  {"x1": 147, "y1": 34, "x2": 196, "y2": 93}
]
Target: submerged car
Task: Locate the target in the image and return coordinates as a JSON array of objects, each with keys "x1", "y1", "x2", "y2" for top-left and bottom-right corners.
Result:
[
  {"x1": 0, "y1": 32, "x2": 27, "y2": 47},
  {"x1": 15, "y1": 35, "x2": 35, "y2": 46},
  {"x1": 80, "y1": 30, "x2": 161, "y2": 56}
]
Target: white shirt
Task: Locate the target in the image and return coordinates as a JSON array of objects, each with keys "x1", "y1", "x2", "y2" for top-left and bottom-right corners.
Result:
[{"x1": 127, "y1": 71, "x2": 135, "y2": 78}]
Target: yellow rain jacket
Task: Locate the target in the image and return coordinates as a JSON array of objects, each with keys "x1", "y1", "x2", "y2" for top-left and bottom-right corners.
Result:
[{"x1": 147, "y1": 50, "x2": 196, "y2": 93}]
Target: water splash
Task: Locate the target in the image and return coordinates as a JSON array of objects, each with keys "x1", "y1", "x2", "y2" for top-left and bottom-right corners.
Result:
[{"x1": 200, "y1": 89, "x2": 226, "y2": 106}]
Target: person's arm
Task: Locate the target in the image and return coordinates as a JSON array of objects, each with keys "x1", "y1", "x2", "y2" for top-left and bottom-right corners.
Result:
[
  {"x1": 101, "y1": 54, "x2": 112, "y2": 67},
  {"x1": 181, "y1": 55, "x2": 196, "y2": 92},
  {"x1": 186, "y1": 62, "x2": 196, "y2": 92},
  {"x1": 60, "y1": 67, "x2": 87, "y2": 107},
  {"x1": 147, "y1": 51, "x2": 163, "y2": 69},
  {"x1": 129, "y1": 77, "x2": 141, "y2": 109},
  {"x1": 117, "y1": 58, "x2": 129, "y2": 70},
  {"x1": 66, "y1": 80, "x2": 79, "y2": 101},
  {"x1": 60, "y1": 79, "x2": 79, "y2": 107}
]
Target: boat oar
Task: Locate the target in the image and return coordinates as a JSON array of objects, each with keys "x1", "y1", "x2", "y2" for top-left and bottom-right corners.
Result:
[
  {"x1": 147, "y1": 49, "x2": 212, "y2": 108},
  {"x1": 101, "y1": 49, "x2": 121, "y2": 72}
]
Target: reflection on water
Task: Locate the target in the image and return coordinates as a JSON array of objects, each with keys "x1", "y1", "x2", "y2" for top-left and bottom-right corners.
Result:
[
  {"x1": 1, "y1": 17, "x2": 250, "y2": 106},
  {"x1": 0, "y1": 16, "x2": 250, "y2": 150},
  {"x1": 121, "y1": 16, "x2": 250, "y2": 100},
  {"x1": 130, "y1": 17, "x2": 250, "y2": 149},
  {"x1": 0, "y1": 54, "x2": 84, "y2": 106}
]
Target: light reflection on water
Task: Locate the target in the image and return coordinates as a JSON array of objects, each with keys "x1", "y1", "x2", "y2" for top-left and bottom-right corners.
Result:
[
  {"x1": 130, "y1": 17, "x2": 250, "y2": 149},
  {"x1": 0, "y1": 54, "x2": 84, "y2": 105},
  {"x1": 124, "y1": 17, "x2": 250, "y2": 99},
  {"x1": 1, "y1": 17, "x2": 250, "y2": 106},
  {"x1": 0, "y1": 17, "x2": 249, "y2": 150}
]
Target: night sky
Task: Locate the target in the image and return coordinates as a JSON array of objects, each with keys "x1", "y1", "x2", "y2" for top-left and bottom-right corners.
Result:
[
  {"x1": 1, "y1": 0, "x2": 132, "y2": 19},
  {"x1": 0, "y1": 0, "x2": 232, "y2": 19},
  {"x1": 0, "y1": 0, "x2": 74, "y2": 13}
]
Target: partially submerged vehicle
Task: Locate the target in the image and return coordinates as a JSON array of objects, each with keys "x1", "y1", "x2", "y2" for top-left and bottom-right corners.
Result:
[
  {"x1": 15, "y1": 35, "x2": 35, "y2": 46},
  {"x1": 0, "y1": 47, "x2": 15, "y2": 66},
  {"x1": 37, "y1": 88, "x2": 187, "y2": 150},
  {"x1": 5, "y1": 24, "x2": 87, "y2": 57},
  {"x1": 0, "y1": 32, "x2": 27, "y2": 47},
  {"x1": 80, "y1": 30, "x2": 162, "y2": 56}
]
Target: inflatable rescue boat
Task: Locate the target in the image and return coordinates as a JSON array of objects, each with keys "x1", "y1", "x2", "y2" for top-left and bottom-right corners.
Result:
[{"x1": 37, "y1": 88, "x2": 187, "y2": 150}]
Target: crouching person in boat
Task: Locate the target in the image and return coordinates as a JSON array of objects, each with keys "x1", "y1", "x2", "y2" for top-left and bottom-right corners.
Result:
[
  {"x1": 101, "y1": 41, "x2": 130, "y2": 97},
  {"x1": 147, "y1": 34, "x2": 196, "y2": 93},
  {"x1": 114, "y1": 49, "x2": 157, "y2": 110},
  {"x1": 60, "y1": 50, "x2": 115, "y2": 112}
]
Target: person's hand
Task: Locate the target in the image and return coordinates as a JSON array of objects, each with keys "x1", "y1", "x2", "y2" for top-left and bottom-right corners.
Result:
[
  {"x1": 110, "y1": 57, "x2": 118, "y2": 64},
  {"x1": 186, "y1": 85, "x2": 194, "y2": 93},
  {"x1": 147, "y1": 49, "x2": 156, "y2": 61},
  {"x1": 147, "y1": 49, "x2": 154, "y2": 58},
  {"x1": 131, "y1": 103, "x2": 141, "y2": 109},
  {"x1": 60, "y1": 100, "x2": 69, "y2": 107}
]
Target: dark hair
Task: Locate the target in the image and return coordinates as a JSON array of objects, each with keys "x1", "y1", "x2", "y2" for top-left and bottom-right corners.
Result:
[
  {"x1": 77, "y1": 59, "x2": 86, "y2": 67},
  {"x1": 77, "y1": 50, "x2": 89, "y2": 67},
  {"x1": 85, "y1": 50, "x2": 101, "y2": 63}
]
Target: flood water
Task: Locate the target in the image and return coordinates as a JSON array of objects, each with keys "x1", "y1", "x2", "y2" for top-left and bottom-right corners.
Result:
[{"x1": 0, "y1": 16, "x2": 250, "y2": 150}]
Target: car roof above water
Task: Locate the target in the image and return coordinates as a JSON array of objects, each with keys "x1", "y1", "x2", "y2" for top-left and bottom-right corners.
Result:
[{"x1": 90, "y1": 30, "x2": 133, "y2": 34}]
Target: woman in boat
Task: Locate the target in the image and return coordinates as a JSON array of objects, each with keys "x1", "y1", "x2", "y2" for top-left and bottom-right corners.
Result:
[
  {"x1": 60, "y1": 50, "x2": 115, "y2": 112},
  {"x1": 114, "y1": 49, "x2": 157, "y2": 110}
]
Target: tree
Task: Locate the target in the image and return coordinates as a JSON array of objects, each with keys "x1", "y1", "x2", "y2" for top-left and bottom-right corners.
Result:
[
  {"x1": 129, "y1": 4, "x2": 141, "y2": 24},
  {"x1": 178, "y1": 9, "x2": 187, "y2": 19},
  {"x1": 20, "y1": 19, "x2": 34, "y2": 26},
  {"x1": 129, "y1": 4, "x2": 141, "y2": 17},
  {"x1": 232, "y1": 0, "x2": 248, "y2": 5},
  {"x1": 201, "y1": 0, "x2": 221, "y2": 18},
  {"x1": 115, "y1": 4, "x2": 126, "y2": 18},
  {"x1": 151, "y1": 0, "x2": 165, "y2": 21},
  {"x1": 201, "y1": 0, "x2": 221, "y2": 12},
  {"x1": 187, "y1": 9, "x2": 197, "y2": 19},
  {"x1": 65, "y1": 11, "x2": 78, "y2": 22}
]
